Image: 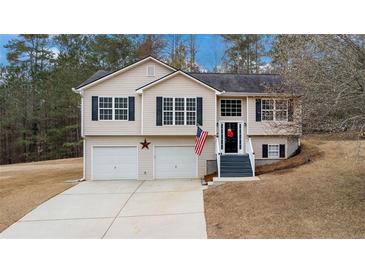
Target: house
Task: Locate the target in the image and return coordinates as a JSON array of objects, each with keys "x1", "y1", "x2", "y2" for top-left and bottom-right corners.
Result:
[{"x1": 73, "y1": 56, "x2": 301, "y2": 181}]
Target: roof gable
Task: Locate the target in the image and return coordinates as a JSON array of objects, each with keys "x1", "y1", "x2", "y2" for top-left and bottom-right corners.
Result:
[
  {"x1": 75, "y1": 56, "x2": 176, "y2": 91},
  {"x1": 135, "y1": 70, "x2": 222, "y2": 94}
]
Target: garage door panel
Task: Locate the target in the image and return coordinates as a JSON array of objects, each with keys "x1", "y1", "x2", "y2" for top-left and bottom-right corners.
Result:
[
  {"x1": 93, "y1": 146, "x2": 137, "y2": 180},
  {"x1": 155, "y1": 146, "x2": 196, "y2": 179}
]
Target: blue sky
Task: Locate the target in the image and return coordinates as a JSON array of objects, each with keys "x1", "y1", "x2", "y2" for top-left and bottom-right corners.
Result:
[
  {"x1": 0, "y1": 34, "x2": 271, "y2": 70},
  {"x1": 0, "y1": 34, "x2": 16, "y2": 65}
]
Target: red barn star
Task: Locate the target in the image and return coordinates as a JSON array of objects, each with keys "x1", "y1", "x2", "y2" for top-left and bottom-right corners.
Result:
[{"x1": 140, "y1": 138, "x2": 151, "y2": 149}]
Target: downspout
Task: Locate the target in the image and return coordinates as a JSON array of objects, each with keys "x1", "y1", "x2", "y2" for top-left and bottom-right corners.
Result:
[
  {"x1": 141, "y1": 90, "x2": 144, "y2": 135},
  {"x1": 72, "y1": 88, "x2": 86, "y2": 182}
]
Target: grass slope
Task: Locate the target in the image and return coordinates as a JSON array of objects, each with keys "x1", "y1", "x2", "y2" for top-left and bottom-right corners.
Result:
[{"x1": 204, "y1": 139, "x2": 365, "y2": 238}]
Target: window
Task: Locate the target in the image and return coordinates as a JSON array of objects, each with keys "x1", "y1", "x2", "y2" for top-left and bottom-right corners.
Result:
[
  {"x1": 114, "y1": 97, "x2": 128, "y2": 120},
  {"x1": 221, "y1": 99, "x2": 241, "y2": 116},
  {"x1": 261, "y1": 99, "x2": 288, "y2": 121},
  {"x1": 275, "y1": 100, "x2": 288, "y2": 121},
  {"x1": 175, "y1": 98, "x2": 185, "y2": 125},
  {"x1": 147, "y1": 65, "x2": 155, "y2": 77},
  {"x1": 163, "y1": 97, "x2": 196, "y2": 125},
  {"x1": 261, "y1": 99, "x2": 274, "y2": 121},
  {"x1": 268, "y1": 144, "x2": 279, "y2": 158},
  {"x1": 220, "y1": 123, "x2": 224, "y2": 150},
  {"x1": 99, "y1": 97, "x2": 113, "y2": 120},
  {"x1": 238, "y1": 123, "x2": 242, "y2": 150},
  {"x1": 99, "y1": 97, "x2": 128, "y2": 120},
  {"x1": 163, "y1": 97, "x2": 173, "y2": 125},
  {"x1": 186, "y1": 98, "x2": 196, "y2": 125}
]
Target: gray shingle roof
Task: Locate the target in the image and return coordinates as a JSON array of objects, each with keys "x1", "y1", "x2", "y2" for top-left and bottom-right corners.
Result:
[
  {"x1": 190, "y1": 73, "x2": 282, "y2": 93},
  {"x1": 76, "y1": 70, "x2": 110, "y2": 89},
  {"x1": 77, "y1": 69, "x2": 282, "y2": 93}
]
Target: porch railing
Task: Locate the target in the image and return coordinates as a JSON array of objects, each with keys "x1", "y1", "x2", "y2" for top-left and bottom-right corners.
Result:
[
  {"x1": 215, "y1": 137, "x2": 221, "y2": 177},
  {"x1": 246, "y1": 137, "x2": 255, "y2": 176}
]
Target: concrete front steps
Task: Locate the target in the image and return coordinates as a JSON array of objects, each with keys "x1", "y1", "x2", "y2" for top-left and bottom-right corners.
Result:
[
  {"x1": 210, "y1": 154, "x2": 258, "y2": 185},
  {"x1": 220, "y1": 154, "x2": 253, "y2": 177}
]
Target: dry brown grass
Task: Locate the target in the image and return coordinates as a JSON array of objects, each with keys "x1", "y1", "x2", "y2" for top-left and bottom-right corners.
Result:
[
  {"x1": 204, "y1": 138, "x2": 365, "y2": 238},
  {"x1": 0, "y1": 158, "x2": 82, "y2": 232}
]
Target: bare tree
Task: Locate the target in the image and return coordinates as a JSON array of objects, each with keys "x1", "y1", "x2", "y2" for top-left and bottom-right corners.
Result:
[
  {"x1": 187, "y1": 35, "x2": 200, "y2": 72},
  {"x1": 137, "y1": 35, "x2": 166, "y2": 59},
  {"x1": 270, "y1": 34, "x2": 365, "y2": 137}
]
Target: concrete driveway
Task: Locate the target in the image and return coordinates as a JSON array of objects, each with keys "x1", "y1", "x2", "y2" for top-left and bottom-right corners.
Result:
[{"x1": 0, "y1": 179, "x2": 207, "y2": 239}]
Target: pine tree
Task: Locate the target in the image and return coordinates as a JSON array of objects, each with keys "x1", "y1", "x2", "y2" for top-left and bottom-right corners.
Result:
[
  {"x1": 222, "y1": 34, "x2": 265, "y2": 73},
  {"x1": 4, "y1": 35, "x2": 53, "y2": 161},
  {"x1": 88, "y1": 34, "x2": 138, "y2": 71}
]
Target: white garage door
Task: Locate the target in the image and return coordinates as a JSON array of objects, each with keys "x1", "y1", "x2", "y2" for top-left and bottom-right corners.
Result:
[
  {"x1": 92, "y1": 146, "x2": 137, "y2": 180},
  {"x1": 155, "y1": 146, "x2": 197, "y2": 179}
]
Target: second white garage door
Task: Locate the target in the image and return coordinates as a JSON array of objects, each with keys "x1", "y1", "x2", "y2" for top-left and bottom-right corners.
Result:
[
  {"x1": 155, "y1": 146, "x2": 197, "y2": 179},
  {"x1": 92, "y1": 146, "x2": 137, "y2": 180}
]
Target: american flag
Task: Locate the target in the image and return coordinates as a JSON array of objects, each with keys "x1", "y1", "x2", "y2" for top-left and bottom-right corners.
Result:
[{"x1": 195, "y1": 126, "x2": 208, "y2": 156}]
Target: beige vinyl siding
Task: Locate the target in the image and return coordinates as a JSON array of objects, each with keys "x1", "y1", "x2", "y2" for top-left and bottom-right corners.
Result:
[
  {"x1": 142, "y1": 74, "x2": 216, "y2": 135},
  {"x1": 253, "y1": 135, "x2": 299, "y2": 166},
  {"x1": 82, "y1": 60, "x2": 172, "y2": 136},
  {"x1": 251, "y1": 136, "x2": 288, "y2": 159},
  {"x1": 246, "y1": 97, "x2": 302, "y2": 136},
  {"x1": 287, "y1": 136, "x2": 300, "y2": 157},
  {"x1": 84, "y1": 135, "x2": 215, "y2": 180}
]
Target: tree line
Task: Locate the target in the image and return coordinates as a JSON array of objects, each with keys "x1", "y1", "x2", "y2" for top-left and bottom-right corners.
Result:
[{"x1": 0, "y1": 34, "x2": 364, "y2": 164}]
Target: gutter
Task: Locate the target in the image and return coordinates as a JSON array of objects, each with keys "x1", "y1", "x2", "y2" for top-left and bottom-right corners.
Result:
[{"x1": 72, "y1": 87, "x2": 86, "y2": 182}]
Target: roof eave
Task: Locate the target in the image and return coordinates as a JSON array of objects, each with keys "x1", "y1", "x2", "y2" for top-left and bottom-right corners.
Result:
[{"x1": 218, "y1": 91, "x2": 301, "y2": 97}]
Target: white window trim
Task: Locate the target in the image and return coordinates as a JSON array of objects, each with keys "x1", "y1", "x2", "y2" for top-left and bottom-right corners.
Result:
[
  {"x1": 99, "y1": 97, "x2": 113, "y2": 121},
  {"x1": 186, "y1": 98, "x2": 197, "y2": 126},
  {"x1": 146, "y1": 65, "x2": 155, "y2": 77},
  {"x1": 99, "y1": 96, "x2": 129, "y2": 121},
  {"x1": 220, "y1": 99, "x2": 242, "y2": 117},
  {"x1": 261, "y1": 99, "x2": 288, "y2": 122},
  {"x1": 267, "y1": 144, "x2": 280, "y2": 159},
  {"x1": 162, "y1": 97, "x2": 196, "y2": 126},
  {"x1": 162, "y1": 97, "x2": 174, "y2": 126}
]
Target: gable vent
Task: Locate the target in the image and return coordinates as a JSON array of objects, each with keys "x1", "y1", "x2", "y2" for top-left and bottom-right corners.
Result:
[{"x1": 147, "y1": 65, "x2": 155, "y2": 77}]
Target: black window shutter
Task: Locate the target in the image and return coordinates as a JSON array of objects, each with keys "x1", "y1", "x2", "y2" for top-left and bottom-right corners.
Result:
[
  {"x1": 288, "y1": 99, "x2": 294, "y2": 122},
  {"x1": 262, "y1": 144, "x2": 268, "y2": 158},
  {"x1": 128, "y1": 96, "x2": 135, "y2": 121},
  {"x1": 256, "y1": 99, "x2": 261, "y2": 122},
  {"x1": 280, "y1": 144, "x2": 286, "y2": 158},
  {"x1": 156, "y1": 97, "x2": 162, "y2": 126},
  {"x1": 197, "y1": 97, "x2": 203, "y2": 126},
  {"x1": 92, "y1": 96, "x2": 98, "y2": 121}
]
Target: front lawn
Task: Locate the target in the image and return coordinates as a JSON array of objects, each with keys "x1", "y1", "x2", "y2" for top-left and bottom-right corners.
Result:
[
  {"x1": 204, "y1": 138, "x2": 365, "y2": 238},
  {"x1": 0, "y1": 158, "x2": 82, "y2": 232}
]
